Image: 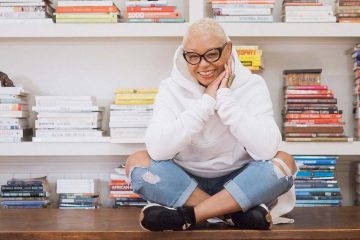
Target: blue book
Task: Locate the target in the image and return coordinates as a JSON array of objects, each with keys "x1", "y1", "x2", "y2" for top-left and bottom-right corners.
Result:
[
  {"x1": 296, "y1": 171, "x2": 334, "y2": 178},
  {"x1": 296, "y1": 187, "x2": 340, "y2": 192},
  {"x1": 295, "y1": 182, "x2": 338, "y2": 188},
  {"x1": 295, "y1": 159, "x2": 336, "y2": 166},
  {"x1": 296, "y1": 199, "x2": 341, "y2": 204},
  {"x1": 293, "y1": 155, "x2": 338, "y2": 160}
]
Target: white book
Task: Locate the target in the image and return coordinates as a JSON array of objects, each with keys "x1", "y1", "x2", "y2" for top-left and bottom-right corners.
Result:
[
  {"x1": 35, "y1": 96, "x2": 96, "y2": 105},
  {"x1": 0, "y1": 128, "x2": 32, "y2": 137},
  {"x1": 110, "y1": 173, "x2": 128, "y2": 181},
  {"x1": 110, "y1": 111, "x2": 153, "y2": 117},
  {"x1": 114, "y1": 167, "x2": 125, "y2": 175},
  {"x1": 37, "y1": 112, "x2": 101, "y2": 118},
  {"x1": 125, "y1": 0, "x2": 167, "y2": 7},
  {"x1": 284, "y1": 5, "x2": 333, "y2": 12},
  {"x1": 110, "y1": 104, "x2": 153, "y2": 110},
  {"x1": 57, "y1": 0, "x2": 114, "y2": 7},
  {"x1": 32, "y1": 106, "x2": 104, "y2": 112},
  {"x1": 0, "y1": 2, "x2": 46, "y2": 6},
  {"x1": 32, "y1": 136, "x2": 110, "y2": 142},
  {"x1": 109, "y1": 122, "x2": 148, "y2": 128},
  {"x1": 0, "y1": 87, "x2": 26, "y2": 95},
  {"x1": 0, "y1": 136, "x2": 30, "y2": 142},
  {"x1": 212, "y1": 3, "x2": 274, "y2": 8},
  {"x1": 285, "y1": 11, "x2": 334, "y2": 17},
  {"x1": 214, "y1": 7, "x2": 272, "y2": 15},
  {"x1": 35, "y1": 130, "x2": 103, "y2": 138},
  {"x1": 110, "y1": 138, "x2": 145, "y2": 144},
  {"x1": 284, "y1": 16, "x2": 336, "y2": 22},
  {"x1": 214, "y1": 15, "x2": 274, "y2": 22},
  {"x1": 57, "y1": 179, "x2": 97, "y2": 194},
  {"x1": 0, "y1": 117, "x2": 28, "y2": 124},
  {"x1": 0, "y1": 110, "x2": 29, "y2": 118},
  {"x1": 0, "y1": 11, "x2": 47, "y2": 18},
  {"x1": 0, "y1": 0, "x2": 43, "y2": 2}
]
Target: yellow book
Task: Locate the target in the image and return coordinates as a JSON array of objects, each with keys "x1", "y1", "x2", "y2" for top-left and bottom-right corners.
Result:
[
  {"x1": 115, "y1": 94, "x2": 157, "y2": 100},
  {"x1": 55, "y1": 18, "x2": 118, "y2": 23},
  {"x1": 114, "y1": 100, "x2": 155, "y2": 105},
  {"x1": 114, "y1": 89, "x2": 158, "y2": 94}
]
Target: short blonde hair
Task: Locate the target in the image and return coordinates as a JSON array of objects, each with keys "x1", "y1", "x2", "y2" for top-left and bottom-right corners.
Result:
[{"x1": 183, "y1": 18, "x2": 228, "y2": 45}]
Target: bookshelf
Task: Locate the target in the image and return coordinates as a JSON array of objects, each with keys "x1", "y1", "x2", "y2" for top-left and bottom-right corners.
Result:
[
  {"x1": 0, "y1": 23, "x2": 360, "y2": 38},
  {"x1": 0, "y1": 0, "x2": 359, "y2": 207},
  {"x1": 0, "y1": 141, "x2": 360, "y2": 156}
]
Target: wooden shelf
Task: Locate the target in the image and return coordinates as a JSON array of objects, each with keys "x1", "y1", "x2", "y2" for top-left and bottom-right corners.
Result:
[
  {"x1": 0, "y1": 141, "x2": 360, "y2": 156},
  {"x1": 0, "y1": 207, "x2": 359, "y2": 240},
  {"x1": 0, "y1": 23, "x2": 359, "y2": 38}
]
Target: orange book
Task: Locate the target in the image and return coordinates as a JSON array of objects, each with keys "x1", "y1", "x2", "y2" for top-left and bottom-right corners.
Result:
[
  {"x1": 126, "y1": 6, "x2": 176, "y2": 12},
  {"x1": 286, "y1": 119, "x2": 343, "y2": 124},
  {"x1": 286, "y1": 113, "x2": 342, "y2": 119},
  {"x1": 127, "y1": 11, "x2": 180, "y2": 18},
  {"x1": 109, "y1": 193, "x2": 141, "y2": 198},
  {"x1": 56, "y1": 6, "x2": 118, "y2": 13}
]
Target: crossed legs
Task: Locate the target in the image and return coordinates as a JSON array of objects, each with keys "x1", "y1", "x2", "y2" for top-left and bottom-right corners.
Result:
[{"x1": 125, "y1": 150, "x2": 296, "y2": 224}]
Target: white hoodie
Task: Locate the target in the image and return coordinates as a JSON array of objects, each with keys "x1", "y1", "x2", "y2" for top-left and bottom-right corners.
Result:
[{"x1": 145, "y1": 46, "x2": 282, "y2": 178}]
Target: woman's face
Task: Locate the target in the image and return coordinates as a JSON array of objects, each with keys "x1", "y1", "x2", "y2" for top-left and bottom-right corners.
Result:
[{"x1": 183, "y1": 32, "x2": 231, "y2": 87}]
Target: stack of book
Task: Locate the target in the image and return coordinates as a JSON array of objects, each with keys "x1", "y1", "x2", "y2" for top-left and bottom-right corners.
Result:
[
  {"x1": 282, "y1": 0, "x2": 336, "y2": 22},
  {"x1": 0, "y1": 176, "x2": 51, "y2": 208},
  {"x1": 125, "y1": 0, "x2": 185, "y2": 23},
  {"x1": 283, "y1": 69, "x2": 352, "y2": 142},
  {"x1": 0, "y1": 0, "x2": 53, "y2": 23},
  {"x1": 54, "y1": 0, "x2": 119, "y2": 23},
  {"x1": 294, "y1": 155, "x2": 342, "y2": 207},
  {"x1": 356, "y1": 162, "x2": 360, "y2": 206},
  {"x1": 109, "y1": 166, "x2": 147, "y2": 208},
  {"x1": 57, "y1": 179, "x2": 99, "y2": 209},
  {"x1": 234, "y1": 45, "x2": 263, "y2": 72},
  {"x1": 209, "y1": 0, "x2": 275, "y2": 23},
  {"x1": 352, "y1": 44, "x2": 360, "y2": 139},
  {"x1": 110, "y1": 88, "x2": 157, "y2": 143},
  {"x1": 0, "y1": 87, "x2": 32, "y2": 142},
  {"x1": 335, "y1": 0, "x2": 360, "y2": 23},
  {"x1": 32, "y1": 96, "x2": 108, "y2": 142}
]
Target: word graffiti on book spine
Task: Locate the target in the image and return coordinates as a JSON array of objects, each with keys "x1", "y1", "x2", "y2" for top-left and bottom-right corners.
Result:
[{"x1": 0, "y1": 72, "x2": 15, "y2": 87}]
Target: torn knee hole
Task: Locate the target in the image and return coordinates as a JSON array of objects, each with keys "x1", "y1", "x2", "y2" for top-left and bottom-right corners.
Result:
[{"x1": 272, "y1": 160, "x2": 291, "y2": 178}]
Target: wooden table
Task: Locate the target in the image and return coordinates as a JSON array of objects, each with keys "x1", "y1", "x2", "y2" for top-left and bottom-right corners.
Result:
[{"x1": 0, "y1": 207, "x2": 359, "y2": 240}]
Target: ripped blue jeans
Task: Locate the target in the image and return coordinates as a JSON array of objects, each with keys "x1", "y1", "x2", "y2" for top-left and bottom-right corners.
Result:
[{"x1": 129, "y1": 159, "x2": 294, "y2": 212}]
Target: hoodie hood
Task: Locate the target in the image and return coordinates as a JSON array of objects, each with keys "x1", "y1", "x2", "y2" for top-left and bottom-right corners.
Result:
[{"x1": 171, "y1": 45, "x2": 253, "y2": 96}]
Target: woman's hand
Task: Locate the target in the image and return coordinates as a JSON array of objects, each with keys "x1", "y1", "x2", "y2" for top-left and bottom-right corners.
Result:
[
  {"x1": 205, "y1": 71, "x2": 225, "y2": 99},
  {"x1": 220, "y1": 56, "x2": 233, "y2": 89}
]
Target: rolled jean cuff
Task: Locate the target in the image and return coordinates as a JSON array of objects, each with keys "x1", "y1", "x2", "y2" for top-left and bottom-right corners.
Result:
[
  {"x1": 224, "y1": 180, "x2": 252, "y2": 212},
  {"x1": 173, "y1": 179, "x2": 198, "y2": 208}
]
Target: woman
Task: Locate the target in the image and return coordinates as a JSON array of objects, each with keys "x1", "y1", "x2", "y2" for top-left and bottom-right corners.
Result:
[{"x1": 125, "y1": 18, "x2": 297, "y2": 231}]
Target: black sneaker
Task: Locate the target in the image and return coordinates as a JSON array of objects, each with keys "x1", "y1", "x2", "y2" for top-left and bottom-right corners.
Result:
[
  {"x1": 139, "y1": 203, "x2": 196, "y2": 231},
  {"x1": 224, "y1": 204, "x2": 272, "y2": 230}
]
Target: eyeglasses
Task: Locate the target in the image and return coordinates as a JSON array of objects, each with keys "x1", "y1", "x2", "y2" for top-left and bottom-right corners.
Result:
[{"x1": 183, "y1": 42, "x2": 228, "y2": 65}]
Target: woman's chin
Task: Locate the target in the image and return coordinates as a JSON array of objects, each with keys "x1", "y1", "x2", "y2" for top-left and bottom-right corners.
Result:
[{"x1": 197, "y1": 77, "x2": 215, "y2": 87}]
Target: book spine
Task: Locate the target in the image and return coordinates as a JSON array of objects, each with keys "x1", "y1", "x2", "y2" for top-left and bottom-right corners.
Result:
[
  {"x1": 127, "y1": 11, "x2": 180, "y2": 19},
  {"x1": 56, "y1": 6, "x2": 118, "y2": 13}
]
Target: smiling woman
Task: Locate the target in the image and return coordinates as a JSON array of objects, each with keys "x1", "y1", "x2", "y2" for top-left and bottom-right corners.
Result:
[{"x1": 125, "y1": 18, "x2": 297, "y2": 232}]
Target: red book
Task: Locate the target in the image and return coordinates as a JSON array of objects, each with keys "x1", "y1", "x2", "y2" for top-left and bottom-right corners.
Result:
[
  {"x1": 56, "y1": 6, "x2": 118, "y2": 13},
  {"x1": 286, "y1": 113, "x2": 342, "y2": 119},
  {"x1": 286, "y1": 94, "x2": 334, "y2": 99},
  {"x1": 126, "y1": 6, "x2": 176, "y2": 12},
  {"x1": 286, "y1": 119, "x2": 343, "y2": 124},
  {"x1": 286, "y1": 85, "x2": 328, "y2": 90}
]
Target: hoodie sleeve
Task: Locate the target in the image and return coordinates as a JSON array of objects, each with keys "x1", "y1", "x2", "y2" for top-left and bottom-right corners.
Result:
[
  {"x1": 216, "y1": 74, "x2": 281, "y2": 160},
  {"x1": 145, "y1": 85, "x2": 216, "y2": 160}
]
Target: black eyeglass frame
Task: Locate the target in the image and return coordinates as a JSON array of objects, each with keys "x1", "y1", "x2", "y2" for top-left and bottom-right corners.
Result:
[{"x1": 182, "y1": 42, "x2": 228, "y2": 65}]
